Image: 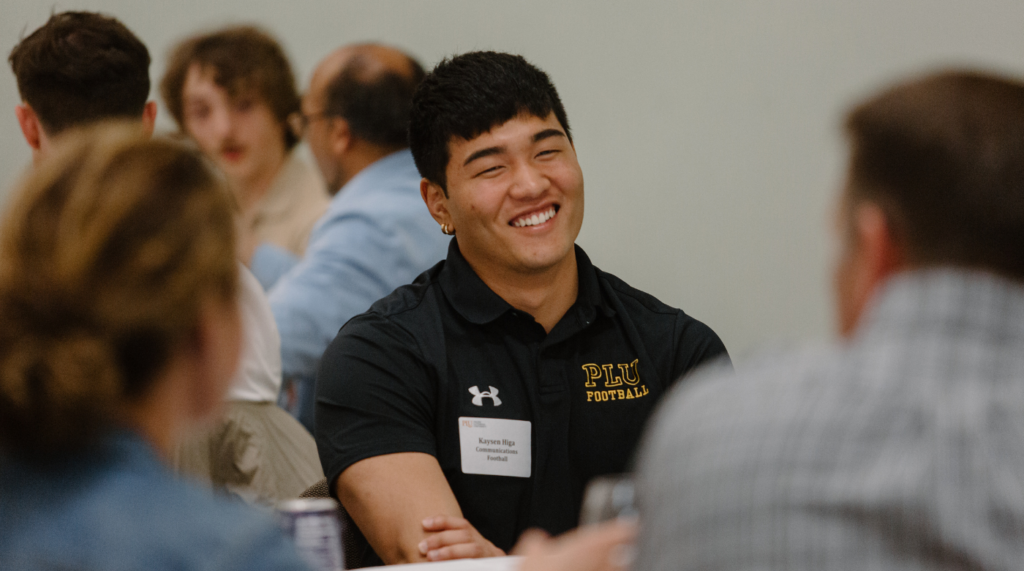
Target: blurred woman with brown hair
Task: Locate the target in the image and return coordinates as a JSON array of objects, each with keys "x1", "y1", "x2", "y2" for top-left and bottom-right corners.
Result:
[{"x1": 0, "y1": 124, "x2": 311, "y2": 570}]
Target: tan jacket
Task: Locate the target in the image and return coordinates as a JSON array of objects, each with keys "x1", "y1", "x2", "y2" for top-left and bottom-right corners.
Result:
[{"x1": 250, "y1": 151, "x2": 329, "y2": 257}]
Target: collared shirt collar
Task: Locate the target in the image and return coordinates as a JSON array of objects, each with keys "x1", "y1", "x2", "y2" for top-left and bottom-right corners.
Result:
[
  {"x1": 858, "y1": 267, "x2": 1024, "y2": 345},
  {"x1": 332, "y1": 149, "x2": 415, "y2": 199},
  {"x1": 575, "y1": 245, "x2": 615, "y2": 318},
  {"x1": 438, "y1": 240, "x2": 613, "y2": 326}
]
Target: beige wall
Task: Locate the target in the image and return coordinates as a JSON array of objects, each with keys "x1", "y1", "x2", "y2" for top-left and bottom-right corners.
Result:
[{"x1": 3, "y1": 1, "x2": 1024, "y2": 358}]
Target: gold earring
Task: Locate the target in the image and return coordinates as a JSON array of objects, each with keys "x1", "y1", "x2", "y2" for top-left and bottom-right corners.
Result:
[{"x1": 441, "y1": 223, "x2": 455, "y2": 236}]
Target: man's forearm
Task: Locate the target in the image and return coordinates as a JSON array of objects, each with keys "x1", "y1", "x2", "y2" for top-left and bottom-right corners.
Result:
[{"x1": 336, "y1": 452, "x2": 465, "y2": 564}]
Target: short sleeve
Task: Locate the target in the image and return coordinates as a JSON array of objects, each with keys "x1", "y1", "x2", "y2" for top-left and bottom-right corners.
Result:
[
  {"x1": 672, "y1": 313, "x2": 731, "y2": 382},
  {"x1": 314, "y1": 312, "x2": 438, "y2": 495}
]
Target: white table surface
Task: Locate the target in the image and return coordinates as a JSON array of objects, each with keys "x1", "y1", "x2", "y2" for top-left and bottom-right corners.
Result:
[{"x1": 369, "y1": 556, "x2": 521, "y2": 571}]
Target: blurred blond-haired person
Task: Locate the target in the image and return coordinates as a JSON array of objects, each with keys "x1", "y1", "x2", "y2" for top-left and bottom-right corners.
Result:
[{"x1": 0, "y1": 124, "x2": 314, "y2": 571}]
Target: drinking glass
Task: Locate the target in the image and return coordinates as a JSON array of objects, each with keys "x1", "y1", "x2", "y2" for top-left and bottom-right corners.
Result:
[{"x1": 579, "y1": 473, "x2": 636, "y2": 526}]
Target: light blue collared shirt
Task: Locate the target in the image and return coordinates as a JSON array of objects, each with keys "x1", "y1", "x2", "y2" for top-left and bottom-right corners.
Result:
[{"x1": 268, "y1": 149, "x2": 449, "y2": 383}]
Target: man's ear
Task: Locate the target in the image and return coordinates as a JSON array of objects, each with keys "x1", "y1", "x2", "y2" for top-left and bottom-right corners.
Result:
[
  {"x1": 141, "y1": 101, "x2": 158, "y2": 137},
  {"x1": 329, "y1": 116, "x2": 352, "y2": 157},
  {"x1": 834, "y1": 200, "x2": 904, "y2": 337},
  {"x1": 420, "y1": 178, "x2": 450, "y2": 227},
  {"x1": 854, "y1": 202, "x2": 903, "y2": 285},
  {"x1": 15, "y1": 104, "x2": 42, "y2": 151}
]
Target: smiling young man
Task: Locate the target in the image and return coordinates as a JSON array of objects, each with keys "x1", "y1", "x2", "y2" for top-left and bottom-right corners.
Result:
[{"x1": 314, "y1": 51, "x2": 728, "y2": 566}]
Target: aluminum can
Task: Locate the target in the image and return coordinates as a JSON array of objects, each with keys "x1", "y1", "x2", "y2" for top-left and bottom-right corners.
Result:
[{"x1": 277, "y1": 498, "x2": 345, "y2": 571}]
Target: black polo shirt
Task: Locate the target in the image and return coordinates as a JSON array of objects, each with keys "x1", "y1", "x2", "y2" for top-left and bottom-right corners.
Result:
[{"x1": 315, "y1": 239, "x2": 728, "y2": 560}]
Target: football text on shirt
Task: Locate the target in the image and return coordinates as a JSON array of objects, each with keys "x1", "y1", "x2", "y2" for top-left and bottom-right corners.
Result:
[{"x1": 581, "y1": 359, "x2": 649, "y2": 403}]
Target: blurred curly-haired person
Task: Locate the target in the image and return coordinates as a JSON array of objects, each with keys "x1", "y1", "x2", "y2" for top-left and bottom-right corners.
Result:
[{"x1": 162, "y1": 26, "x2": 329, "y2": 288}]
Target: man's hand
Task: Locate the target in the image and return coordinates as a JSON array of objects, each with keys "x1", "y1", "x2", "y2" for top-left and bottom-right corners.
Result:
[
  {"x1": 512, "y1": 520, "x2": 637, "y2": 571},
  {"x1": 418, "y1": 515, "x2": 506, "y2": 561}
]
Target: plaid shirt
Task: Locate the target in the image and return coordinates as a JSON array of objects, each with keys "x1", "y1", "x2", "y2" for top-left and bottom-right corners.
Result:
[{"x1": 636, "y1": 269, "x2": 1024, "y2": 570}]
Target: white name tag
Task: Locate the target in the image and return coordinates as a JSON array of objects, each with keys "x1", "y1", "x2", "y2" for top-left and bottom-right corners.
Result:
[{"x1": 458, "y1": 417, "x2": 531, "y2": 478}]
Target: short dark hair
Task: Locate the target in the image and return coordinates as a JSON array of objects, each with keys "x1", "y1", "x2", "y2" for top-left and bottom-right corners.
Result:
[
  {"x1": 8, "y1": 11, "x2": 151, "y2": 135},
  {"x1": 846, "y1": 70, "x2": 1024, "y2": 280},
  {"x1": 161, "y1": 26, "x2": 301, "y2": 150},
  {"x1": 322, "y1": 49, "x2": 425, "y2": 149},
  {"x1": 409, "y1": 51, "x2": 571, "y2": 192}
]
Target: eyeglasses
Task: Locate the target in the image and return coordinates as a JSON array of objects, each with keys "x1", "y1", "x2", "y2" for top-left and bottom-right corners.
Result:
[{"x1": 291, "y1": 111, "x2": 334, "y2": 135}]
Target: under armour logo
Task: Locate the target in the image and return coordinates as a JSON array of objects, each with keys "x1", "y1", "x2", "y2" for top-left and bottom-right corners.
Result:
[{"x1": 469, "y1": 386, "x2": 502, "y2": 407}]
